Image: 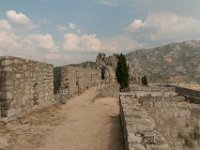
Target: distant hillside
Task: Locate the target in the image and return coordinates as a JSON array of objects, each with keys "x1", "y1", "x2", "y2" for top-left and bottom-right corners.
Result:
[
  {"x1": 126, "y1": 40, "x2": 200, "y2": 83},
  {"x1": 69, "y1": 61, "x2": 96, "y2": 68}
]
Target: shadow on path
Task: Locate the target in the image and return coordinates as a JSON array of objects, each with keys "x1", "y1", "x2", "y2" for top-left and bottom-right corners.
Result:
[{"x1": 108, "y1": 115, "x2": 125, "y2": 150}]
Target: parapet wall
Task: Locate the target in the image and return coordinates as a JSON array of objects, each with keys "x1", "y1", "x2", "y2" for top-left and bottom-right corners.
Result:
[
  {"x1": 120, "y1": 88, "x2": 200, "y2": 150},
  {"x1": 120, "y1": 93, "x2": 170, "y2": 150},
  {"x1": 0, "y1": 56, "x2": 55, "y2": 122},
  {"x1": 171, "y1": 85, "x2": 200, "y2": 104},
  {"x1": 131, "y1": 83, "x2": 200, "y2": 103},
  {"x1": 60, "y1": 65, "x2": 99, "y2": 96},
  {"x1": 130, "y1": 84, "x2": 175, "y2": 92}
]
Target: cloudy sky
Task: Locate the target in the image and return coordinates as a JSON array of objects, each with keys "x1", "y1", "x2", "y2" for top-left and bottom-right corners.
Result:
[{"x1": 0, "y1": 0, "x2": 200, "y2": 65}]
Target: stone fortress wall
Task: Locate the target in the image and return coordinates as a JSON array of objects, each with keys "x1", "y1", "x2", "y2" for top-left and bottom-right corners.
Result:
[
  {"x1": 169, "y1": 85, "x2": 200, "y2": 104},
  {"x1": 0, "y1": 53, "x2": 115, "y2": 122},
  {"x1": 1, "y1": 54, "x2": 200, "y2": 150},
  {"x1": 60, "y1": 65, "x2": 99, "y2": 96},
  {"x1": 120, "y1": 84, "x2": 200, "y2": 150},
  {"x1": 0, "y1": 56, "x2": 55, "y2": 122},
  {"x1": 59, "y1": 53, "x2": 118, "y2": 97}
]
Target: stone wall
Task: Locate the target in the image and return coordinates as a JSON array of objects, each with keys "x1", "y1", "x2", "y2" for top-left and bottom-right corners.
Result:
[
  {"x1": 130, "y1": 84, "x2": 175, "y2": 92},
  {"x1": 60, "y1": 65, "x2": 99, "y2": 96},
  {"x1": 171, "y1": 85, "x2": 200, "y2": 104},
  {"x1": 96, "y1": 53, "x2": 118, "y2": 70},
  {"x1": 120, "y1": 87, "x2": 200, "y2": 150},
  {"x1": 120, "y1": 93, "x2": 170, "y2": 150},
  {"x1": 0, "y1": 56, "x2": 55, "y2": 122},
  {"x1": 137, "y1": 92, "x2": 200, "y2": 150}
]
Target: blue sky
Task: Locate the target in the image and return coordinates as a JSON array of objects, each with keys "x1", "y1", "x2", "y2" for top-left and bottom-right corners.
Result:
[{"x1": 0, "y1": 0, "x2": 200, "y2": 65}]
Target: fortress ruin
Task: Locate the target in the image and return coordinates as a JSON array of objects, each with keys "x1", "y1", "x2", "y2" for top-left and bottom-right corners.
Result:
[
  {"x1": 0, "y1": 53, "x2": 116, "y2": 122},
  {"x1": 0, "y1": 54, "x2": 199, "y2": 150},
  {"x1": 120, "y1": 84, "x2": 200, "y2": 150}
]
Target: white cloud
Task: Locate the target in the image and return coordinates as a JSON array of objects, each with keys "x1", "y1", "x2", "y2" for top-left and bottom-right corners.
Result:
[
  {"x1": 57, "y1": 22, "x2": 78, "y2": 32},
  {"x1": 62, "y1": 33, "x2": 143, "y2": 52},
  {"x1": 0, "y1": 30, "x2": 22, "y2": 51},
  {"x1": 25, "y1": 34, "x2": 56, "y2": 49},
  {"x1": 0, "y1": 18, "x2": 61, "y2": 63},
  {"x1": 128, "y1": 12, "x2": 200, "y2": 41},
  {"x1": 0, "y1": 20, "x2": 12, "y2": 30},
  {"x1": 97, "y1": 0, "x2": 116, "y2": 6},
  {"x1": 45, "y1": 48, "x2": 61, "y2": 60},
  {"x1": 127, "y1": 19, "x2": 143, "y2": 31},
  {"x1": 95, "y1": 0, "x2": 127, "y2": 6},
  {"x1": 57, "y1": 26, "x2": 66, "y2": 32},
  {"x1": 68, "y1": 23, "x2": 77, "y2": 29},
  {"x1": 63, "y1": 33, "x2": 102, "y2": 51},
  {"x1": 63, "y1": 34, "x2": 80, "y2": 50},
  {"x1": 102, "y1": 36, "x2": 144, "y2": 52},
  {"x1": 23, "y1": 34, "x2": 61, "y2": 61},
  {"x1": 6, "y1": 10, "x2": 31, "y2": 25}
]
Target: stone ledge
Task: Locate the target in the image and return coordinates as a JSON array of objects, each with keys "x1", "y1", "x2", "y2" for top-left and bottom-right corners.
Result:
[{"x1": 120, "y1": 93, "x2": 171, "y2": 150}]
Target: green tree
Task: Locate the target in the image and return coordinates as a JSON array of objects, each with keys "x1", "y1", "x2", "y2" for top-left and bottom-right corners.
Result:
[
  {"x1": 142, "y1": 75, "x2": 148, "y2": 86},
  {"x1": 116, "y1": 53, "x2": 129, "y2": 89}
]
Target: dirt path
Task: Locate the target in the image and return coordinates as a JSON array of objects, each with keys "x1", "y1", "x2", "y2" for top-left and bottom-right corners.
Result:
[{"x1": 0, "y1": 87, "x2": 124, "y2": 150}]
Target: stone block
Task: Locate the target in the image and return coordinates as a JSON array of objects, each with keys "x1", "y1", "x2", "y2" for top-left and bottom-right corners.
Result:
[
  {"x1": 6, "y1": 92, "x2": 13, "y2": 99},
  {"x1": 4, "y1": 85, "x2": 13, "y2": 91},
  {"x1": 0, "y1": 137, "x2": 9, "y2": 149},
  {"x1": 129, "y1": 143, "x2": 146, "y2": 150},
  {"x1": 13, "y1": 59, "x2": 19, "y2": 64},
  {"x1": 16, "y1": 74, "x2": 21, "y2": 78},
  {"x1": 128, "y1": 133, "x2": 142, "y2": 143},
  {"x1": 2, "y1": 60, "x2": 12, "y2": 66},
  {"x1": 3, "y1": 66, "x2": 12, "y2": 72},
  {"x1": 174, "y1": 145, "x2": 183, "y2": 150},
  {"x1": 6, "y1": 108, "x2": 17, "y2": 118},
  {"x1": 151, "y1": 92, "x2": 163, "y2": 97},
  {"x1": 22, "y1": 64, "x2": 27, "y2": 70},
  {"x1": 0, "y1": 92, "x2": 6, "y2": 99},
  {"x1": 0, "y1": 92, "x2": 13, "y2": 100},
  {"x1": 155, "y1": 102, "x2": 162, "y2": 107}
]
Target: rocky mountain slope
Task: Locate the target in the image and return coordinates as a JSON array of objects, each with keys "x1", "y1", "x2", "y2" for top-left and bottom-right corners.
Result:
[{"x1": 126, "y1": 40, "x2": 200, "y2": 83}]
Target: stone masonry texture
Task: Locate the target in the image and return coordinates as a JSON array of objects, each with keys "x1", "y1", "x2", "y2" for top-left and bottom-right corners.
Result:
[
  {"x1": 0, "y1": 56, "x2": 55, "y2": 122},
  {"x1": 120, "y1": 92, "x2": 171, "y2": 150},
  {"x1": 60, "y1": 65, "x2": 99, "y2": 96},
  {"x1": 0, "y1": 55, "x2": 107, "y2": 122},
  {"x1": 120, "y1": 84, "x2": 200, "y2": 150}
]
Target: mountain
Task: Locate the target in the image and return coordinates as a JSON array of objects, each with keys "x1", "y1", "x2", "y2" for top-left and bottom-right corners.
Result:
[
  {"x1": 69, "y1": 61, "x2": 96, "y2": 68},
  {"x1": 126, "y1": 40, "x2": 200, "y2": 83}
]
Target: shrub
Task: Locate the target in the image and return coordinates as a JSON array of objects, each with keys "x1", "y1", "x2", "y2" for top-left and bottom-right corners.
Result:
[{"x1": 142, "y1": 75, "x2": 148, "y2": 86}]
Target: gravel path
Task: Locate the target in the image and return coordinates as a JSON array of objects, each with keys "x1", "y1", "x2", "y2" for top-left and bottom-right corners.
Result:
[{"x1": 1, "y1": 87, "x2": 124, "y2": 150}]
